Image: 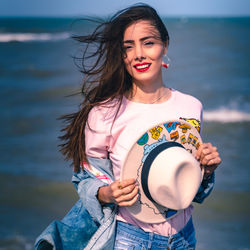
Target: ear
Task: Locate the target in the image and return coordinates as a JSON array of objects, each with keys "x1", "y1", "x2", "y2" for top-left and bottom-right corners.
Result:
[{"x1": 163, "y1": 42, "x2": 168, "y2": 54}]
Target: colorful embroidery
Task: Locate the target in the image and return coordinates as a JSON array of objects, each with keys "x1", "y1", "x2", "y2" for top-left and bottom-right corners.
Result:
[
  {"x1": 196, "y1": 142, "x2": 201, "y2": 150},
  {"x1": 164, "y1": 122, "x2": 180, "y2": 133},
  {"x1": 150, "y1": 126, "x2": 163, "y2": 140},
  {"x1": 187, "y1": 133, "x2": 193, "y2": 144},
  {"x1": 180, "y1": 118, "x2": 201, "y2": 133},
  {"x1": 137, "y1": 132, "x2": 149, "y2": 146},
  {"x1": 170, "y1": 131, "x2": 179, "y2": 141},
  {"x1": 142, "y1": 135, "x2": 168, "y2": 163},
  {"x1": 179, "y1": 123, "x2": 191, "y2": 133},
  {"x1": 192, "y1": 136, "x2": 198, "y2": 147},
  {"x1": 139, "y1": 120, "x2": 202, "y2": 172},
  {"x1": 180, "y1": 134, "x2": 186, "y2": 144}
]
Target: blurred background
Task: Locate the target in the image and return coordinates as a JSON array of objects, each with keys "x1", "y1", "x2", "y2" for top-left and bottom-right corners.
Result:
[{"x1": 0, "y1": 0, "x2": 250, "y2": 249}]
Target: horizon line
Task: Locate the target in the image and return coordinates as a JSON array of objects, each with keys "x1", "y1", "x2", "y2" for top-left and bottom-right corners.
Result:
[{"x1": 1, "y1": 14, "x2": 250, "y2": 18}]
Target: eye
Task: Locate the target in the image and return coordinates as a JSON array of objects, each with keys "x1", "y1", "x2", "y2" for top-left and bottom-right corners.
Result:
[
  {"x1": 123, "y1": 44, "x2": 133, "y2": 50},
  {"x1": 144, "y1": 41, "x2": 154, "y2": 46}
]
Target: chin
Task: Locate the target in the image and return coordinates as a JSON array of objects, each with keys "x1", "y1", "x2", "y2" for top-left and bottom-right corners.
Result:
[{"x1": 134, "y1": 74, "x2": 161, "y2": 85}]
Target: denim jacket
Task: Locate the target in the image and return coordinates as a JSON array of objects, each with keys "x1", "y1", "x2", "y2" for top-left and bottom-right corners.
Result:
[{"x1": 35, "y1": 157, "x2": 215, "y2": 250}]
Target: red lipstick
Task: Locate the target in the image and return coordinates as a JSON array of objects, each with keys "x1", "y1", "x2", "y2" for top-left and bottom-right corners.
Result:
[{"x1": 133, "y1": 62, "x2": 151, "y2": 72}]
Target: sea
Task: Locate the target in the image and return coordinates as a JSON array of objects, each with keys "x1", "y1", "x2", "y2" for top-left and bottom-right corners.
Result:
[{"x1": 0, "y1": 16, "x2": 249, "y2": 250}]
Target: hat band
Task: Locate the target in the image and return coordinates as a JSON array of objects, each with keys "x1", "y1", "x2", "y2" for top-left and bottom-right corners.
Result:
[{"x1": 141, "y1": 141, "x2": 185, "y2": 204}]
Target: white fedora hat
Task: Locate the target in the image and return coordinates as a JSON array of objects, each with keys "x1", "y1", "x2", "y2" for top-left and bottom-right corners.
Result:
[{"x1": 121, "y1": 119, "x2": 204, "y2": 223}]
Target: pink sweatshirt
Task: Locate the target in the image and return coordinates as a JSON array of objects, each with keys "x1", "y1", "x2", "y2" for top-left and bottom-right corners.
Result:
[{"x1": 85, "y1": 88, "x2": 203, "y2": 236}]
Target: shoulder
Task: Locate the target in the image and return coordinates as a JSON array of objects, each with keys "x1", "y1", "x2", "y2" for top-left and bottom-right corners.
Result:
[
  {"x1": 87, "y1": 98, "x2": 121, "y2": 131},
  {"x1": 172, "y1": 89, "x2": 203, "y2": 110}
]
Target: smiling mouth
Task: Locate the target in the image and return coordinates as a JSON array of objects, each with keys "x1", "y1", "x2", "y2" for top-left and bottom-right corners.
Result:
[{"x1": 134, "y1": 63, "x2": 151, "y2": 72}]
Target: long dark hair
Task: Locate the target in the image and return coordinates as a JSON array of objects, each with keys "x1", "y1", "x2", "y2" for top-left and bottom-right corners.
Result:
[{"x1": 59, "y1": 3, "x2": 169, "y2": 172}]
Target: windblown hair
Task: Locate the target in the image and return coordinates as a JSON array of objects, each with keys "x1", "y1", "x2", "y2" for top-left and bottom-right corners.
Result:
[{"x1": 59, "y1": 3, "x2": 170, "y2": 172}]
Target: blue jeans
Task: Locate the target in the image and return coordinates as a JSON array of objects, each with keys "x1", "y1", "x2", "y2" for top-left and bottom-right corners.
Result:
[{"x1": 114, "y1": 218, "x2": 196, "y2": 250}]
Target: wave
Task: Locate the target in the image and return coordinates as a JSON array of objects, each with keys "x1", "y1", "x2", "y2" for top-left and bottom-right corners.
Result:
[
  {"x1": 203, "y1": 107, "x2": 250, "y2": 122},
  {"x1": 0, "y1": 32, "x2": 70, "y2": 42}
]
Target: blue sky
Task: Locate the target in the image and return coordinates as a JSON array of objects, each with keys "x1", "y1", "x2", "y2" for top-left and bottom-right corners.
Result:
[{"x1": 1, "y1": 0, "x2": 250, "y2": 17}]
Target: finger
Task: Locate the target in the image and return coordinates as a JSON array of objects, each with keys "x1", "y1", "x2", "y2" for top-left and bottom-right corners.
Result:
[
  {"x1": 120, "y1": 183, "x2": 138, "y2": 195},
  {"x1": 195, "y1": 144, "x2": 204, "y2": 160},
  {"x1": 203, "y1": 157, "x2": 221, "y2": 176},
  {"x1": 116, "y1": 186, "x2": 139, "y2": 203},
  {"x1": 196, "y1": 143, "x2": 211, "y2": 160},
  {"x1": 120, "y1": 178, "x2": 136, "y2": 188},
  {"x1": 119, "y1": 193, "x2": 139, "y2": 207},
  {"x1": 110, "y1": 180, "x2": 122, "y2": 192},
  {"x1": 200, "y1": 151, "x2": 219, "y2": 165},
  {"x1": 111, "y1": 179, "x2": 135, "y2": 191},
  {"x1": 199, "y1": 145, "x2": 218, "y2": 163},
  {"x1": 117, "y1": 182, "x2": 123, "y2": 190},
  {"x1": 207, "y1": 156, "x2": 221, "y2": 166},
  {"x1": 112, "y1": 181, "x2": 136, "y2": 198},
  {"x1": 109, "y1": 181, "x2": 124, "y2": 199},
  {"x1": 114, "y1": 183, "x2": 138, "y2": 200},
  {"x1": 202, "y1": 146, "x2": 217, "y2": 158}
]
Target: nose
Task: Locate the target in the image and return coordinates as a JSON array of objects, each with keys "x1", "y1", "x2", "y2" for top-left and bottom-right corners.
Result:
[{"x1": 134, "y1": 44, "x2": 145, "y2": 61}]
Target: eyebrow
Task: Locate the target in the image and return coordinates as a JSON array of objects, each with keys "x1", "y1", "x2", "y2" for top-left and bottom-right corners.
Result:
[{"x1": 123, "y1": 36, "x2": 157, "y2": 44}]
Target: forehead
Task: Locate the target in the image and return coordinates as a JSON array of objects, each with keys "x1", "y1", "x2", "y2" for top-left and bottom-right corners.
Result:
[{"x1": 123, "y1": 20, "x2": 160, "y2": 40}]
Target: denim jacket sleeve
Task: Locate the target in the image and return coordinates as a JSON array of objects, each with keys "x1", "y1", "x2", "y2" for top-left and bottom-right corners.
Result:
[
  {"x1": 72, "y1": 170, "x2": 108, "y2": 224},
  {"x1": 72, "y1": 157, "x2": 115, "y2": 224},
  {"x1": 193, "y1": 172, "x2": 215, "y2": 203},
  {"x1": 71, "y1": 158, "x2": 117, "y2": 250},
  {"x1": 34, "y1": 158, "x2": 116, "y2": 250}
]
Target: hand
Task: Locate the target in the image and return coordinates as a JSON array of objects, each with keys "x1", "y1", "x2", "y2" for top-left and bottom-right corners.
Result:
[
  {"x1": 196, "y1": 142, "x2": 221, "y2": 177},
  {"x1": 97, "y1": 178, "x2": 139, "y2": 206}
]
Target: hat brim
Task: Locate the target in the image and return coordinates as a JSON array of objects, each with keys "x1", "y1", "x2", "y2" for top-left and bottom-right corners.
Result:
[{"x1": 121, "y1": 119, "x2": 204, "y2": 223}]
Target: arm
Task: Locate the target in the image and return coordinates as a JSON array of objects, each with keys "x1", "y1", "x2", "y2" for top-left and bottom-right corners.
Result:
[
  {"x1": 72, "y1": 168, "x2": 110, "y2": 223},
  {"x1": 84, "y1": 106, "x2": 138, "y2": 208},
  {"x1": 193, "y1": 105, "x2": 221, "y2": 203},
  {"x1": 193, "y1": 142, "x2": 221, "y2": 203},
  {"x1": 193, "y1": 171, "x2": 215, "y2": 203},
  {"x1": 97, "y1": 178, "x2": 138, "y2": 206},
  {"x1": 73, "y1": 105, "x2": 113, "y2": 222}
]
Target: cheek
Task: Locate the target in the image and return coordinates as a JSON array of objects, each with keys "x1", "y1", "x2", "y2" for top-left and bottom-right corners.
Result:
[
  {"x1": 147, "y1": 46, "x2": 165, "y2": 61},
  {"x1": 149, "y1": 50, "x2": 164, "y2": 61},
  {"x1": 123, "y1": 58, "x2": 133, "y2": 73},
  {"x1": 123, "y1": 52, "x2": 132, "y2": 64}
]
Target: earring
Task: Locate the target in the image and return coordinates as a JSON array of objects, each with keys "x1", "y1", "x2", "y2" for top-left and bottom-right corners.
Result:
[{"x1": 162, "y1": 54, "x2": 171, "y2": 68}]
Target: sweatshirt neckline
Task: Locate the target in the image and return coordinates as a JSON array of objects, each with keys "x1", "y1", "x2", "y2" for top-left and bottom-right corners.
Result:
[{"x1": 123, "y1": 88, "x2": 175, "y2": 107}]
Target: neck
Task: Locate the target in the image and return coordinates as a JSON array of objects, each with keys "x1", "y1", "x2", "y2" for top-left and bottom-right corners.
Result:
[{"x1": 127, "y1": 81, "x2": 171, "y2": 104}]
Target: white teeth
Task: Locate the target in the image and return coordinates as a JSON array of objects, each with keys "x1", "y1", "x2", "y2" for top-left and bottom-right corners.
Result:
[{"x1": 135, "y1": 64, "x2": 150, "y2": 69}]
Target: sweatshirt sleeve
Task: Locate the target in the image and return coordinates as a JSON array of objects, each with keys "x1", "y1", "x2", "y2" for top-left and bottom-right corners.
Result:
[
  {"x1": 85, "y1": 106, "x2": 110, "y2": 158},
  {"x1": 193, "y1": 172, "x2": 215, "y2": 203},
  {"x1": 193, "y1": 102, "x2": 215, "y2": 203}
]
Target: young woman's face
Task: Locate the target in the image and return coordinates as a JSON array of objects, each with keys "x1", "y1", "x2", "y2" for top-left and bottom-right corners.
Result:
[{"x1": 123, "y1": 20, "x2": 167, "y2": 86}]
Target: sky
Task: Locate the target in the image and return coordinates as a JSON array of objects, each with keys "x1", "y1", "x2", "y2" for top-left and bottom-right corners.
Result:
[{"x1": 1, "y1": 0, "x2": 250, "y2": 17}]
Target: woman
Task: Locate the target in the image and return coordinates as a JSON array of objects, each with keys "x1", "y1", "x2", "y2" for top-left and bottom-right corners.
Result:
[{"x1": 36, "y1": 4, "x2": 221, "y2": 250}]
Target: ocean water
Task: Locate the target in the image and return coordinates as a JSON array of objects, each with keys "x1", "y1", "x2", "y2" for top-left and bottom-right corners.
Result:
[{"x1": 0, "y1": 17, "x2": 249, "y2": 249}]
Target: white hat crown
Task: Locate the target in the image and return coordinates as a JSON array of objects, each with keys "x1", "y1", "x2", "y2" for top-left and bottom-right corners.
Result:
[{"x1": 147, "y1": 145, "x2": 202, "y2": 210}]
